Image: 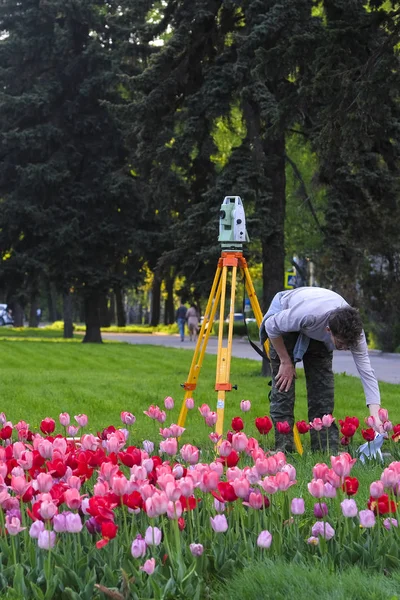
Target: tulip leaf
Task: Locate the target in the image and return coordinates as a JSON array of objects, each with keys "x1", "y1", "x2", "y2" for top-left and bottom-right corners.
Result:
[{"x1": 29, "y1": 582, "x2": 45, "y2": 600}]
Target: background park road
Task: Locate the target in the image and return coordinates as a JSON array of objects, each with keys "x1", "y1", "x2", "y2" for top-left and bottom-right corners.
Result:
[{"x1": 101, "y1": 333, "x2": 400, "y2": 385}]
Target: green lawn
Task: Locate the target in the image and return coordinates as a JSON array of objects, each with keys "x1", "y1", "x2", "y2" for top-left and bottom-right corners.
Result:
[{"x1": 1, "y1": 328, "x2": 398, "y2": 447}]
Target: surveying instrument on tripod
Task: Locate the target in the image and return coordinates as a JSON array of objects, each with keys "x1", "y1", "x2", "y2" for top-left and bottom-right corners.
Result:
[{"x1": 177, "y1": 196, "x2": 303, "y2": 454}]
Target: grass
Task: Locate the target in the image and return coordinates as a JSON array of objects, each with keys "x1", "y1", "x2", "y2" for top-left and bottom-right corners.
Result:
[{"x1": 212, "y1": 559, "x2": 400, "y2": 600}]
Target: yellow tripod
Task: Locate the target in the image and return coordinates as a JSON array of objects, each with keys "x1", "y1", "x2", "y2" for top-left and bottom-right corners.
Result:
[{"x1": 177, "y1": 250, "x2": 303, "y2": 454}]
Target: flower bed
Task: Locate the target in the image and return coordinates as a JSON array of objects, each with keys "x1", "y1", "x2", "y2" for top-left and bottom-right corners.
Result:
[{"x1": 0, "y1": 402, "x2": 399, "y2": 599}]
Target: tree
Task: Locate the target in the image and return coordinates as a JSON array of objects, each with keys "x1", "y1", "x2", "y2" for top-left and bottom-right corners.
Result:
[{"x1": 0, "y1": 0, "x2": 149, "y2": 342}]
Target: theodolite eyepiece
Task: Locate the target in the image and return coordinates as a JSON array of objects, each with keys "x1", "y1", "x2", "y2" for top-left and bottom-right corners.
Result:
[{"x1": 218, "y1": 196, "x2": 250, "y2": 250}]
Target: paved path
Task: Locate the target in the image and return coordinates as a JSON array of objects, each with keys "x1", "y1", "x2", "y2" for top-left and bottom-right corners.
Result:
[{"x1": 101, "y1": 332, "x2": 400, "y2": 384}]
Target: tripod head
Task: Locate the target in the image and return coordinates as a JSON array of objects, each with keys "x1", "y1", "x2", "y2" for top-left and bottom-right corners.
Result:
[{"x1": 218, "y1": 196, "x2": 250, "y2": 251}]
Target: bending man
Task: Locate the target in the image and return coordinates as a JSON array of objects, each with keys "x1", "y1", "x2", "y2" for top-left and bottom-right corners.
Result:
[{"x1": 260, "y1": 287, "x2": 382, "y2": 453}]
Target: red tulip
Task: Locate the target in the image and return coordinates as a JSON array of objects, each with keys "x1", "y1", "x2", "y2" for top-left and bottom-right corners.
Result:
[
  {"x1": 342, "y1": 476, "x2": 359, "y2": 496},
  {"x1": 231, "y1": 417, "x2": 244, "y2": 432},
  {"x1": 368, "y1": 494, "x2": 397, "y2": 515},
  {"x1": 340, "y1": 422, "x2": 357, "y2": 438},
  {"x1": 296, "y1": 420, "x2": 310, "y2": 434},
  {"x1": 178, "y1": 517, "x2": 186, "y2": 531},
  {"x1": 361, "y1": 428, "x2": 375, "y2": 442},
  {"x1": 212, "y1": 481, "x2": 238, "y2": 503},
  {"x1": 0, "y1": 426, "x2": 13, "y2": 440},
  {"x1": 123, "y1": 491, "x2": 143, "y2": 510},
  {"x1": 40, "y1": 418, "x2": 55, "y2": 435},
  {"x1": 276, "y1": 421, "x2": 291, "y2": 435},
  {"x1": 255, "y1": 416, "x2": 273, "y2": 435},
  {"x1": 391, "y1": 424, "x2": 400, "y2": 442},
  {"x1": 96, "y1": 520, "x2": 118, "y2": 549}
]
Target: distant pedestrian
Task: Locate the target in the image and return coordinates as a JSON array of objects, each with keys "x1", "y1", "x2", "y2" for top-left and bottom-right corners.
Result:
[
  {"x1": 186, "y1": 304, "x2": 200, "y2": 342},
  {"x1": 176, "y1": 302, "x2": 187, "y2": 342},
  {"x1": 36, "y1": 307, "x2": 42, "y2": 326}
]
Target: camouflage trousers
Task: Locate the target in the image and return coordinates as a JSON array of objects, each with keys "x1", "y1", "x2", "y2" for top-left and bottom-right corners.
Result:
[{"x1": 269, "y1": 333, "x2": 339, "y2": 453}]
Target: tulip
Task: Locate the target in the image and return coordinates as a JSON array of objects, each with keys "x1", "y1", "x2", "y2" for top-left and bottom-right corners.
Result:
[
  {"x1": 340, "y1": 423, "x2": 357, "y2": 437},
  {"x1": 140, "y1": 558, "x2": 156, "y2": 575},
  {"x1": 296, "y1": 420, "x2": 310, "y2": 434},
  {"x1": 361, "y1": 428, "x2": 375, "y2": 442},
  {"x1": 240, "y1": 400, "x2": 251, "y2": 412},
  {"x1": 313, "y1": 502, "x2": 328, "y2": 518},
  {"x1": 53, "y1": 513, "x2": 67, "y2": 532},
  {"x1": 120, "y1": 412, "x2": 136, "y2": 425},
  {"x1": 6, "y1": 515, "x2": 26, "y2": 535},
  {"x1": 36, "y1": 472, "x2": 53, "y2": 493},
  {"x1": 378, "y1": 408, "x2": 389, "y2": 423},
  {"x1": 210, "y1": 514, "x2": 228, "y2": 533},
  {"x1": 219, "y1": 440, "x2": 232, "y2": 457},
  {"x1": 164, "y1": 396, "x2": 174, "y2": 410},
  {"x1": 231, "y1": 417, "x2": 244, "y2": 432},
  {"x1": 209, "y1": 433, "x2": 222, "y2": 444},
  {"x1": 342, "y1": 476, "x2": 359, "y2": 496},
  {"x1": 383, "y1": 420, "x2": 393, "y2": 433},
  {"x1": 307, "y1": 536, "x2": 319, "y2": 545},
  {"x1": 311, "y1": 521, "x2": 335, "y2": 540},
  {"x1": 322, "y1": 414, "x2": 335, "y2": 428},
  {"x1": 29, "y1": 520, "x2": 45, "y2": 539},
  {"x1": 189, "y1": 543, "x2": 204, "y2": 556},
  {"x1": 169, "y1": 424, "x2": 185, "y2": 437},
  {"x1": 307, "y1": 479, "x2": 325, "y2": 498},
  {"x1": 341, "y1": 499, "x2": 358, "y2": 518},
  {"x1": 65, "y1": 513, "x2": 83, "y2": 533},
  {"x1": 180, "y1": 444, "x2": 199, "y2": 465},
  {"x1": 380, "y1": 468, "x2": 398, "y2": 489},
  {"x1": 205, "y1": 412, "x2": 218, "y2": 427},
  {"x1": 159, "y1": 438, "x2": 178, "y2": 456},
  {"x1": 364, "y1": 415, "x2": 376, "y2": 428},
  {"x1": 74, "y1": 414, "x2": 88, "y2": 428},
  {"x1": 248, "y1": 492, "x2": 264, "y2": 510},
  {"x1": 57, "y1": 415, "x2": 70, "y2": 431},
  {"x1": 383, "y1": 518, "x2": 398, "y2": 531},
  {"x1": 39, "y1": 500, "x2": 58, "y2": 520},
  {"x1": 142, "y1": 440, "x2": 154, "y2": 453},
  {"x1": 370, "y1": 480, "x2": 384, "y2": 498},
  {"x1": 131, "y1": 535, "x2": 147, "y2": 558},
  {"x1": 40, "y1": 418, "x2": 55, "y2": 435},
  {"x1": 232, "y1": 432, "x2": 248, "y2": 453},
  {"x1": 255, "y1": 416, "x2": 273, "y2": 435},
  {"x1": 276, "y1": 421, "x2": 291, "y2": 435},
  {"x1": 309, "y1": 418, "x2": 323, "y2": 431},
  {"x1": 198, "y1": 404, "x2": 211, "y2": 418},
  {"x1": 291, "y1": 498, "x2": 305, "y2": 515},
  {"x1": 67, "y1": 425, "x2": 80, "y2": 437},
  {"x1": 38, "y1": 530, "x2": 56, "y2": 550},
  {"x1": 257, "y1": 530, "x2": 272, "y2": 548},
  {"x1": 359, "y1": 509, "x2": 375, "y2": 528},
  {"x1": 185, "y1": 397, "x2": 195, "y2": 410},
  {"x1": 323, "y1": 483, "x2": 337, "y2": 499},
  {"x1": 145, "y1": 526, "x2": 162, "y2": 546}
]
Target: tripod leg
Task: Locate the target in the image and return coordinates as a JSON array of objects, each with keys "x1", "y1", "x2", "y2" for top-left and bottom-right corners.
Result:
[
  {"x1": 242, "y1": 264, "x2": 304, "y2": 456},
  {"x1": 177, "y1": 264, "x2": 223, "y2": 428}
]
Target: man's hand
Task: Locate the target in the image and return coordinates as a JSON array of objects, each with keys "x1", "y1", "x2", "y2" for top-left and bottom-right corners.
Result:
[
  {"x1": 368, "y1": 404, "x2": 384, "y2": 434},
  {"x1": 275, "y1": 360, "x2": 297, "y2": 392}
]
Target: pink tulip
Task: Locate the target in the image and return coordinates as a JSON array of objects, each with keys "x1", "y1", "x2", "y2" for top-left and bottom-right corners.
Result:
[
  {"x1": 370, "y1": 480, "x2": 384, "y2": 498},
  {"x1": 74, "y1": 414, "x2": 88, "y2": 428},
  {"x1": 64, "y1": 488, "x2": 82, "y2": 510},
  {"x1": 180, "y1": 444, "x2": 199, "y2": 465},
  {"x1": 144, "y1": 405, "x2": 161, "y2": 420},
  {"x1": 257, "y1": 530, "x2": 272, "y2": 548},
  {"x1": 322, "y1": 414, "x2": 335, "y2": 428},
  {"x1": 240, "y1": 400, "x2": 251, "y2": 412},
  {"x1": 164, "y1": 396, "x2": 174, "y2": 410},
  {"x1": 378, "y1": 408, "x2": 388, "y2": 423},
  {"x1": 247, "y1": 492, "x2": 264, "y2": 510},
  {"x1": 307, "y1": 479, "x2": 325, "y2": 498},
  {"x1": 67, "y1": 425, "x2": 80, "y2": 437},
  {"x1": 37, "y1": 440, "x2": 53, "y2": 460},
  {"x1": 231, "y1": 477, "x2": 249, "y2": 499},
  {"x1": 111, "y1": 475, "x2": 129, "y2": 496},
  {"x1": 198, "y1": 404, "x2": 211, "y2": 418},
  {"x1": 179, "y1": 477, "x2": 194, "y2": 497},
  {"x1": 36, "y1": 472, "x2": 53, "y2": 493},
  {"x1": 205, "y1": 412, "x2": 218, "y2": 427},
  {"x1": 160, "y1": 438, "x2": 178, "y2": 456},
  {"x1": 210, "y1": 514, "x2": 228, "y2": 533},
  {"x1": 311, "y1": 521, "x2": 335, "y2": 540},
  {"x1": 359, "y1": 509, "x2": 375, "y2": 528},
  {"x1": 131, "y1": 535, "x2": 147, "y2": 558},
  {"x1": 145, "y1": 526, "x2": 162, "y2": 546},
  {"x1": 159, "y1": 427, "x2": 172, "y2": 439},
  {"x1": 380, "y1": 468, "x2": 398, "y2": 489},
  {"x1": 156, "y1": 410, "x2": 167, "y2": 424},
  {"x1": 65, "y1": 513, "x2": 83, "y2": 533},
  {"x1": 232, "y1": 432, "x2": 248, "y2": 453},
  {"x1": 140, "y1": 558, "x2": 156, "y2": 575},
  {"x1": 261, "y1": 477, "x2": 279, "y2": 495},
  {"x1": 201, "y1": 471, "x2": 219, "y2": 493},
  {"x1": 312, "y1": 463, "x2": 329, "y2": 481},
  {"x1": 120, "y1": 412, "x2": 136, "y2": 425},
  {"x1": 185, "y1": 397, "x2": 195, "y2": 410},
  {"x1": 190, "y1": 543, "x2": 204, "y2": 556},
  {"x1": 38, "y1": 530, "x2": 56, "y2": 550},
  {"x1": 214, "y1": 499, "x2": 226, "y2": 513},
  {"x1": 17, "y1": 451, "x2": 33, "y2": 471},
  {"x1": 291, "y1": 498, "x2": 305, "y2": 515},
  {"x1": 310, "y1": 418, "x2": 323, "y2": 431},
  {"x1": 167, "y1": 500, "x2": 183, "y2": 519},
  {"x1": 80, "y1": 434, "x2": 99, "y2": 451},
  {"x1": 6, "y1": 515, "x2": 26, "y2": 536},
  {"x1": 219, "y1": 440, "x2": 232, "y2": 457},
  {"x1": 143, "y1": 440, "x2": 154, "y2": 453},
  {"x1": 0, "y1": 413, "x2": 6, "y2": 424},
  {"x1": 325, "y1": 469, "x2": 342, "y2": 488},
  {"x1": 169, "y1": 424, "x2": 185, "y2": 437},
  {"x1": 209, "y1": 433, "x2": 222, "y2": 444},
  {"x1": 59, "y1": 413, "x2": 70, "y2": 427},
  {"x1": 330, "y1": 454, "x2": 356, "y2": 478},
  {"x1": 255, "y1": 458, "x2": 270, "y2": 477},
  {"x1": 383, "y1": 420, "x2": 393, "y2": 433},
  {"x1": 341, "y1": 499, "x2": 358, "y2": 518},
  {"x1": 307, "y1": 536, "x2": 319, "y2": 545},
  {"x1": 323, "y1": 482, "x2": 337, "y2": 498},
  {"x1": 383, "y1": 518, "x2": 398, "y2": 531},
  {"x1": 365, "y1": 415, "x2": 376, "y2": 428},
  {"x1": 10, "y1": 475, "x2": 30, "y2": 497},
  {"x1": 275, "y1": 472, "x2": 295, "y2": 491},
  {"x1": 29, "y1": 520, "x2": 45, "y2": 539},
  {"x1": 53, "y1": 514, "x2": 67, "y2": 532}
]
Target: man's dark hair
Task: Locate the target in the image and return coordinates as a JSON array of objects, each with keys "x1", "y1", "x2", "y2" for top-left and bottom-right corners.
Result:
[{"x1": 328, "y1": 307, "x2": 363, "y2": 347}]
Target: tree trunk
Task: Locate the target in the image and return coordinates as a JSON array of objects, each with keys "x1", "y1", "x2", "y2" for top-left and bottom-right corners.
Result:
[
  {"x1": 109, "y1": 293, "x2": 116, "y2": 325},
  {"x1": 12, "y1": 302, "x2": 24, "y2": 327},
  {"x1": 150, "y1": 274, "x2": 161, "y2": 326},
  {"x1": 115, "y1": 287, "x2": 126, "y2": 327},
  {"x1": 28, "y1": 294, "x2": 38, "y2": 327},
  {"x1": 82, "y1": 291, "x2": 103, "y2": 343},
  {"x1": 63, "y1": 292, "x2": 74, "y2": 338},
  {"x1": 164, "y1": 271, "x2": 175, "y2": 325},
  {"x1": 99, "y1": 293, "x2": 111, "y2": 328},
  {"x1": 46, "y1": 280, "x2": 59, "y2": 322}
]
